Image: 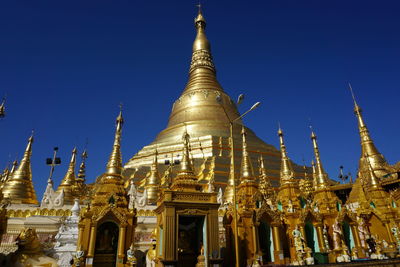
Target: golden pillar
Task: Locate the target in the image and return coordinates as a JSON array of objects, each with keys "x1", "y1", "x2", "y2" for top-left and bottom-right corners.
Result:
[
  {"x1": 164, "y1": 206, "x2": 176, "y2": 261},
  {"x1": 350, "y1": 223, "x2": 365, "y2": 258},
  {"x1": 208, "y1": 209, "x2": 219, "y2": 258},
  {"x1": 77, "y1": 223, "x2": 85, "y2": 250},
  {"x1": 385, "y1": 223, "x2": 395, "y2": 243},
  {"x1": 315, "y1": 224, "x2": 325, "y2": 252},
  {"x1": 118, "y1": 226, "x2": 126, "y2": 261},
  {"x1": 87, "y1": 224, "x2": 97, "y2": 258},
  {"x1": 272, "y1": 224, "x2": 283, "y2": 264}
]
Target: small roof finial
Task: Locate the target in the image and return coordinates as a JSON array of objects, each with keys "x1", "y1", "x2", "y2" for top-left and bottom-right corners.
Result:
[
  {"x1": 194, "y1": 2, "x2": 206, "y2": 26},
  {"x1": 196, "y1": 2, "x2": 202, "y2": 14},
  {"x1": 348, "y1": 83, "x2": 357, "y2": 106}
]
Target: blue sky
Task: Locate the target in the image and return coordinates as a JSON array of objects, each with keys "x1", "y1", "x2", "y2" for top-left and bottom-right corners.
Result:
[{"x1": 1, "y1": 1, "x2": 399, "y2": 198}]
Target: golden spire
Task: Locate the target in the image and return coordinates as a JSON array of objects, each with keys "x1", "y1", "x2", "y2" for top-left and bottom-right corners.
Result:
[
  {"x1": 278, "y1": 127, "x2": 294, "y2": 184},
  {"x1": 258, "y1": 155, "x2": 273, "y2": 199},
  {"x1": 184, "y1": 6, "x2": 222, "y2": 94},
  {"x1": 60, "y1": 147, "x2": 77, "y2": 186},
  {"x1": 3, "y1": 134, "x2": 38, "y2": 204},
  {"x1": 92, "y1": 108, "x2": 128, "y2": 209},
  {"x1": 145, "y1": 150, "x2": 160, "y2": 204},
  {"x1": 310, "y1": 130, "x2": 329, "y2": 189},
  {"x1": 10, "y1": 160, "x2": 18, "y2": 175},
  {"x1": 349, "y1": 84, "x2": 387, "y2": 173},
  {"x1": 240, "y1": 126, "x2": 255, "y2": 183},
  {"x1": 55, "y1": 147, "x2": 77, "y2": 204},
  {"x1": 77, "y1": 150, "x2": 87, "y2": 180},
  {"x1": 106, "y1": 108, "x2": 124, "y2": 175},
  {"x1": 170, "y1": 131, "x2": 199, "y2": 191},
  {"x1": 224, "y1": 137, "x2": 236, "y2": 204}
]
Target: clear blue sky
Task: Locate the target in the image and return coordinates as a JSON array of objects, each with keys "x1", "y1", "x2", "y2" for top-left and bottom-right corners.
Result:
[{"x1": 1, "y1": 1, "x2": 399, "y2": 198}]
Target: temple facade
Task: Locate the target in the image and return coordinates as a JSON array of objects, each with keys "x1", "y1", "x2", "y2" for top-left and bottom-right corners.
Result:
[{"x1": 0, "y1": 7, "x2": 399, "y2": 267}]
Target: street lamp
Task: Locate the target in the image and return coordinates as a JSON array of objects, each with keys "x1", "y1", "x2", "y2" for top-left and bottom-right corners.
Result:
[{"x1": 216, "y1": 95, "x2": 261, "y2": 267}]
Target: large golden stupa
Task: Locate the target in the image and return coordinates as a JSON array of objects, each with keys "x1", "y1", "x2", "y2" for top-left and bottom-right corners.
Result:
[{"x1": 123, "y1": 10, "x2": 305, "y2": 186}]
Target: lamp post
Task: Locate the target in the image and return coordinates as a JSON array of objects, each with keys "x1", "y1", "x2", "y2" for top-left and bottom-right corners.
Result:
[{"x1": 217, "y1": 96, "x2": 260, "y2": 267}]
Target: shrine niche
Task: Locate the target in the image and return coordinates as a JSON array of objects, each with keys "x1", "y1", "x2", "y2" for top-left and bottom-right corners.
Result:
[{"x1": 94, "y1": 221, "x2": 119, "y2": 265}]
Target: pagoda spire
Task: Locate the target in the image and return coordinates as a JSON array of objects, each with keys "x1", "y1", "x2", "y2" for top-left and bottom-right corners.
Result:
[
  {"x1": 56, "y1": 147, "x2": 77, "y2": 204},
  {"x1": 91, "y1": 108, "x2": 128, "y2": 209},
  {"x1": 310, "y1": 130, "x2": 329, "y2": 189},
  {"x1": 258, "y1": 155, "x2": 273, "y2": 199},
  {"x1": 77, "y1": 150, "x2": 87, "y2": 181},
  {"x1": 240, "y1": 126, "x2": 255, "y2": 183},
  {"x1": 106, "y1": 109, "x2": 124, "y2": 176},
  {"x1": 3, "y1": 134, "x2": 38, "y2": 204},
  {"x1": 145, "y1": 149, "x2": 161, "y2": 204},
  {"x1": 10, "y1": 160, "x2": 18, "y2": 175},
  {"x1": 184, "y1": 7, "x2": 223, "y2": 94},
  {"x1": 349, "y1": 84, "x2": 387, "y2": 173},
  {"x1": 278, "y1": 127, "x2": 294, "y2": 184},
  {"x1": 223, "y1": 137, "x2": 236, "y2": 204}
]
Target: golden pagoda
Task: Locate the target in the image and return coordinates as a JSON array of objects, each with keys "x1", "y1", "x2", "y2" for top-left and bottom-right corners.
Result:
[
  {"x1": 123, "y1": 8, "x2": 307, "y2": 188},
  {"x1": 2, "y1": 134, "x2": 38, "y2": 205},
  {"x1": 76, "y1": 110, "x2": 136, "y2": 267},
  {"x1": 55, "y1": 147, "x2": 77, "y2": 205}
]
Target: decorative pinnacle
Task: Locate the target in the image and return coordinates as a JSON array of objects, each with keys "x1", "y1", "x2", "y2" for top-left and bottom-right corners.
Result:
[
  {"x1": 17, "y1": 133, "x2": 34, "y2": 179},
  {"x1": 349, "y1": 85, "x2": 383, "y2": 162},
  {"x1": 240, "y1": 126, "x2": 254, "y2": 181},
  {"x1": 194, "y1": 3, "x2": 206, "y2": 25},
  {"x1": 78, "y1": 149, "x2": 87, "y2": 179},
  {"x1": 259, "y1": 155, "x2": 267, "y2": 178},
  {"x1": 278, "y1": 127, "x2": 294, "y2": 182},
  {"x1": 60, "y1": 147, "x2": 77, "y2": 186},
  {"x1": 10, "y1": 160, "x2": 18, "y2": 174},
  {"x1": 310, "y1": 129, "x2": 328, "y2": 188},
  {"x1": 106, "y1": 109, "x2": 124, "y2": 175}
]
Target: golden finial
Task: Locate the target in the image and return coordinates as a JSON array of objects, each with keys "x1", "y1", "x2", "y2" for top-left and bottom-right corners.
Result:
[
  {"x1": 258, "y1": 155, "x2": 272, "y2": 194},
  {"x1": 56, "y1": 147, "x2": 77, "y2": 204},
  {"x1": 310, "y1": 128, "x2": 329, "y2": 189},
  {"x1": 190, "y1": 4, "x2": 214, "y2": 75},
  {"x1": 2, "y1": 133, "x2": 38, "y2": 204},
  {"x1": 78, "y1": 149, "x2": 88, "y2": 179},
  {"x1": 60, "y1": 147, "x2": 77, "y2": 186},
  {"x1": 106, "y1": 108, "x2": 124, "y2": 175},
  {"x1": 194, "y1": 2, "x2": 206, "y2": 25},
  {"x1": 277, "y1": 127, "x2": 294, "y2": 183},
  {"x1": 349, "y1": 84, "x2": 386, "y2": 172},
  {"x1": 240, "y1": 126, "x2": 254, "y2": 182},
  {"x1": 10, "y1": 160, "x2": 18, "y2": 175}
]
